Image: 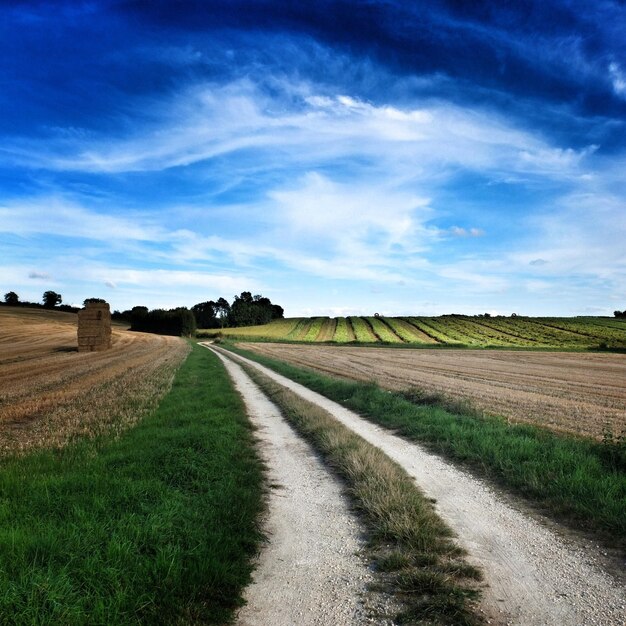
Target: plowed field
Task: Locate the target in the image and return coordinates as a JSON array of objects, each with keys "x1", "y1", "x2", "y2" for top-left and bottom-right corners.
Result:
[
  {"x1": 239, "y1": 343, "x2": 626, "y2": 439},
  {"x1": 0, "y1": 307, "x2": 189, "y2": 453}
]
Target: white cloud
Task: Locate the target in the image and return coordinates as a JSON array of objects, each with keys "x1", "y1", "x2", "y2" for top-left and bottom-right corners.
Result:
[
  {"x1": 609, "y1": 62, "x2": 626, "y2": 97},
  {"x1": 0, "y1": 197, "x2": 161, "y2": 242},
  {"x1": 448, "y1": 226, "x2": 485, "y2": 237},
  {"x1": 1, "y1": 79, "x2": 598, "y2": 185}
]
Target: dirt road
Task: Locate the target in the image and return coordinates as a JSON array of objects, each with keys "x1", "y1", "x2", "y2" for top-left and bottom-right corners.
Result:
[
  {"x1": 207, "y1": 347, "x2": 391, "y2": 625},
  {"x1": 210, "y1": 345, "x2": 625, "y2": 626},
  {"x1": 239, "y1": 343, "x2": 626, "y2": 439}
]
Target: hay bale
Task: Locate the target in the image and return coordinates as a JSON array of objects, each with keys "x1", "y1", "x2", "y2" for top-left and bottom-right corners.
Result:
[{"x1": 77, "y1": 302, "x2": 112, "y2": 352}]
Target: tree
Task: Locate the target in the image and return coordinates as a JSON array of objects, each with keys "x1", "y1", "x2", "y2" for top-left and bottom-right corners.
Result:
[
  {"x1": 215, "y1": 297, "x2": 231, "y2": 328},
  {"x1": 228, "y1": 291, "x2": 284, "y2": 327},
  {"x1": 43, "y1": 290, "x2": 62, "y2": 308},
  {"x1": 192, "y1": 300, "x2": 218, "y2": 329},
  {"x1": 614, "y1": 310, "x2": 626, "y2": 319},
  {"x1": 4, "y1": 291, "x2": 19, "y2": 305},
  {"x1": 83, "y1": 297, "x2": 106, "y2": 306}
]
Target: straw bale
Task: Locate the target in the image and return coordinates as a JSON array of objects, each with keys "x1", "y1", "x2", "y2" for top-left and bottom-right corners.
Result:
[{"x1": 77, "y1": 302, "x2": 112, "y2": 352}]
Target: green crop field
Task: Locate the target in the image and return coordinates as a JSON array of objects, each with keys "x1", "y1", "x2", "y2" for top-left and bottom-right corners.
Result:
[{"x1": 197, "y1": 315, "x2": 626, "y2": 349}]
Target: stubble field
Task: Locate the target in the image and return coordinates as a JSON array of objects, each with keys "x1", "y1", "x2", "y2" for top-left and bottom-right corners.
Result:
[
  {"x1": 239, "y1": 342, "x2": 626, "y2": 439},
  {"x1": 0, "y1": 307, "x2": 189, "y2": 453}
]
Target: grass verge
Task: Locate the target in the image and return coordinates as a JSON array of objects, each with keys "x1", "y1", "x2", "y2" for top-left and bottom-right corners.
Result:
[
  {"x1": 0, "y1": 343, "x2": 264, "y2": 625},
  {"x1": 243, "y1": 364, "x2": 482, "y2": 625},
  {"x1": 226, "y1": 343, "x2": 626, "y2": 549}
]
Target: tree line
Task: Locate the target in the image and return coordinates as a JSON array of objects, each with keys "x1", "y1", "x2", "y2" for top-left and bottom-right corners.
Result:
[
  {"x1": 117, "y1": 292, "x2": 283, "y2": 336},
  {"x1": 2, "y1": 290, "x2": 77, "y2": 312},
  {"x1": 191, "y1": 292, "x2": 284, "y2": 329},
  {"x1": 2, "y1": 290, "x2": 284, "y2": 337}
]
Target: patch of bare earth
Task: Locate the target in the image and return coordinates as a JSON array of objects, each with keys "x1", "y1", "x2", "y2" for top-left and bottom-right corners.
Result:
[
  {"x1": 220, "y1": 347, "x2": 626, "y2": 626},
  {"x1": 0, "y1": 307, "x2": 189, "y2": 453},
  {"x1": 238, "y1": 343, "x2": 626, "y2": 439}
]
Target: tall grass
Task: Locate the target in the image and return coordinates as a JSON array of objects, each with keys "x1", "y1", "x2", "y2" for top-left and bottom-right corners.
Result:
[
  {"x1": 227, "y1": 344, "x2": 626, "y2": 548},
  {"x1": 0, "y1": 344, "x2": 264, "y2": 625}
]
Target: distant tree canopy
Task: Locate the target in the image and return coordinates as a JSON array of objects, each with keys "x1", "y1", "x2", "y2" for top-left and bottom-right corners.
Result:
[
  {"x1": 4, "y1": 291, "x2": 19, "y2": 305},
  {"x1": 43, "y1": 290, "x2": 62, "y2": 308},
  {"x1": 229, "y1": 292, "x2": 284, "y2": 327},
  {"x1": 615, "y1": 310, "x2": 626, "y2": 319},
  {"x1": 83, "y1": 298, "x2": 107, "y2": 306},
  {"x1": 130, "y1": 307, "x2": 196, "y2": 337},
  {"x1": 191, "y1": 292, "x2": 283, "y2": 329}
]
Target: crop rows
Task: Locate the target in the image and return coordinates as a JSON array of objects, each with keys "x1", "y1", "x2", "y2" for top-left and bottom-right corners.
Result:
[
  {"x1": 348, "y1": 317, "x2": 378, "y2": 342},
  {"x1": 202, "y1": 315, "x2": 626, "y2": 348},
  {"x1": 365, "y1": 317, "x2": 404, "y2": 342},
  {"x1": 303, "y1": 317, "x2": 327, "y2": 342},
  {"x1": 333, "y1": 317, "x2": 355, "y2": 342}
]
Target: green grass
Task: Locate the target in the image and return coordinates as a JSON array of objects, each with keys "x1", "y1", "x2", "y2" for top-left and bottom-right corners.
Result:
[
  {"x1": 200, "y1": 315, "x2": 626, "y2": 349},
  {"x1": 245, "y1": 366, "x2": 482, "y2": 625},
  {"x1": 226, "y1": 344, "x2": 626, "y2": 549},
  {"x1": 0, "y1": 343, "x2": 264, "y2": 625}
]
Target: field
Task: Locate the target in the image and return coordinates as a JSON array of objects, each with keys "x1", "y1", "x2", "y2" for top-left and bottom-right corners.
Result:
[
  {"x1": 238, "y1": 343, "x2": 626, "y2": 439},
  {"x1": 0, "y1": 306, "x2": 189, "y2": 452},
  {"x1": 0, "y1": 310, "x2": 263, "y2": 623},
  {"x1": 198, "y1": 314, "x2": 626, "y2": 349}
]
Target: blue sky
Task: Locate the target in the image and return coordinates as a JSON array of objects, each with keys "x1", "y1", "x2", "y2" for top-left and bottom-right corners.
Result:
[{"x1": 1, "y1": 0, "x2": 625, "y2": 316}]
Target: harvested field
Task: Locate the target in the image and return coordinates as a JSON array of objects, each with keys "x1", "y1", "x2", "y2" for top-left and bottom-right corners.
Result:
[
  {"x1": 0, "y1": 307, "x2": 189, "y2": 453},
  {"x1": 238, "y1": 343, "x2": 626, "y2": 439}
]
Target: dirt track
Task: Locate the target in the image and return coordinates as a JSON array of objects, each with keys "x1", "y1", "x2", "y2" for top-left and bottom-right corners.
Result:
[
  {"x1": 208, "y1": 347, "x2": 391, "y2": 625},
  {"x1": 212, "y1": 345, "x2": 625, "y2": 626},
  {"x1": 239, "y1": 343, "x2": 626, "y2": 439}
]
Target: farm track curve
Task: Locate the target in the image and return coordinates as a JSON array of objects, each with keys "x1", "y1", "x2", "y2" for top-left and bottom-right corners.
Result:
[{"x1": 210, "y1": 345, "x2": 625, "y2": 626}]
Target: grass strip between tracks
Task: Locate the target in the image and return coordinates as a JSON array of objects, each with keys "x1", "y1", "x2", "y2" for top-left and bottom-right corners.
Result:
[
  {"x1": 242, "y1": 362, "x2": 483, "y2": 625},
  {"x1": 226, "y1": 343, "x2": 626, "y2": 548},
  {"x1": 0, "y1": 343, "x2": 264, "y2": 625}
]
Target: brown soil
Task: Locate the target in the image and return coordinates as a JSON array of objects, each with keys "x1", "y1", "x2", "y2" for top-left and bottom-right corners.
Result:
[
  {"x1": 238, "y1": 343, "x2": 626, "y2": 439},
  {"x1": 0, "y1": 307, "x2": 189, "y2": 453}
]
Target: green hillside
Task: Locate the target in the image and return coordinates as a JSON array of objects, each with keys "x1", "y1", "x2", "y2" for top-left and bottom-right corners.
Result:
[{"x1": 197, "y1": 315, "x2": 626, "y2": 349}]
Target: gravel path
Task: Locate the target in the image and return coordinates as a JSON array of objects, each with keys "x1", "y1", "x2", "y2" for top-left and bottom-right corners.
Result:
[
  {"x1": 211, "y1": 345, "x2": 626, "y2": 626},
  {"x1": 208, "y1": 347, "x2": 390, "y2": 625}
]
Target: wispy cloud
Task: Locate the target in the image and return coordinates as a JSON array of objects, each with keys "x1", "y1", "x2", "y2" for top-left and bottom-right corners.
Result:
[
  {"x1": 0, "y1": 197, "x2": 161, "y2": 242},
  {"x1": 1, "y1": 79, "x2": 599, "y2": 187},
  {"x1": 447, "y1": 226, "x2": 484, "y2": 238},
  {"x1": 609, "y1": 62, "x2": 626, "y2": 98},
  {"x1": 28, "y1": 271, "x2": 52, "y2": 280}
]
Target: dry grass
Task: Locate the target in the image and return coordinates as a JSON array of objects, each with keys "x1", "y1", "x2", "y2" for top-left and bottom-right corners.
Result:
[
  {"x1": 0, "y1": 307, "x2": 190, "y2": 453},
  {"x1": 238, "y1": 343, "x2": 626, "y2": 439}
]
